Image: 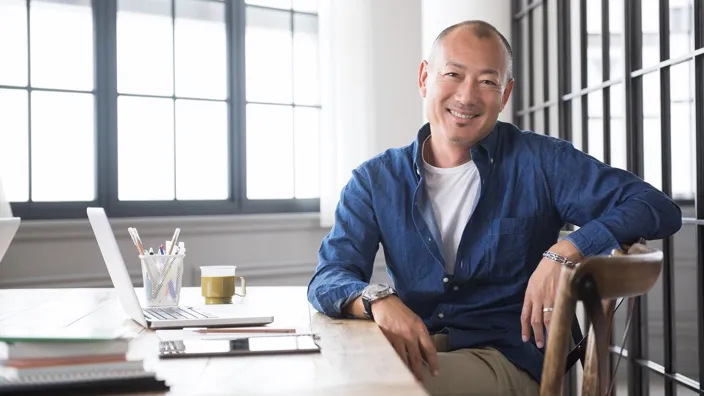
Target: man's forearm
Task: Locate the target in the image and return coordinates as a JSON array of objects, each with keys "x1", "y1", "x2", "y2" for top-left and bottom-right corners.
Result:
[
  {"x1": 342, "y1": 295, "x2": 369, "y2": 319},
  {"x1": 549, "y1": 239, "x2": 583, "y2": 263},
  {"x1": 553, "y1": 141, "x2": 683, "y2": 257},
  {"x1": 307, "y1": 270, "x2": 369, "y2": 318}
]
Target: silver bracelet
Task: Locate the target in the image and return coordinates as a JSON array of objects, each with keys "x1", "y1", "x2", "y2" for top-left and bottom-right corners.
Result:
[{"x1": 542, "y1": 251, "x2": 578, "y2": 269}]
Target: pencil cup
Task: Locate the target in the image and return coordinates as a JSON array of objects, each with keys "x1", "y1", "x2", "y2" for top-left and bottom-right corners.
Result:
[{"x1": 140, "y1": 254, "x2": 185, "y2": 307}]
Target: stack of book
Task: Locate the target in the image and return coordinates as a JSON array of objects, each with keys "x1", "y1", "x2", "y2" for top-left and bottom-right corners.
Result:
[{"x1": 0, "y1": 334, "x2": 169, "y2": 395}]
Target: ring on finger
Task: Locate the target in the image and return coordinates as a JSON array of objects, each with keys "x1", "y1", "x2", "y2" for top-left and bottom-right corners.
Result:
[{"x1": 543, "y1": 307, "x2": 554, "y2": 313}]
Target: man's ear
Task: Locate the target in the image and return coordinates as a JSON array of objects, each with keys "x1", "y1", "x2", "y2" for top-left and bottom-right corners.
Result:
[
  {"x1": 418, "y1": 60, "x2": 429, "y2": 98},
  {"x1": 500, "y1": 78, "x2": 515, "y2": 111}
]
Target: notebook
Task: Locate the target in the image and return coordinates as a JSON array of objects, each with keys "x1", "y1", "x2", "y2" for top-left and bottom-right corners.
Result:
[
  {"x1": 0, "y1": 361, "x2": 169, "y2": 395},
  {"x1": 0, "y1": 336, "x2": 129, "y2": 361}
]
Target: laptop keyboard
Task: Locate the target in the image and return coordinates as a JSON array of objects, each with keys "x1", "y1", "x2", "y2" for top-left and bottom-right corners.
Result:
[{"x1": 143, "y1": 306, "x2": 216, "y2": 321}]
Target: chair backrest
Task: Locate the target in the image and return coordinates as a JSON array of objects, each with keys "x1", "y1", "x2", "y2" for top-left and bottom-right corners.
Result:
[{"x1": 540, "y1": 243, "x2": 663, "y2": 396}]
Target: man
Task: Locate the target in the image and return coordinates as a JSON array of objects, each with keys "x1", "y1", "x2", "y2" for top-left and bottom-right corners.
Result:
[{"x1": 307, "y1": 20, "x2": 682, "y2": 396}]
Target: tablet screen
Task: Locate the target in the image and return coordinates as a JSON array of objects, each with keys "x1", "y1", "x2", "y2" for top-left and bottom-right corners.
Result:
[{"x1": 158, "y1": 334, "x2": 321, "y2": 358}]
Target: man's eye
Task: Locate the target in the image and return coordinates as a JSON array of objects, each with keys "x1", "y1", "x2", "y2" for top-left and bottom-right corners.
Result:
[
  {"x1": 481, "y1": 80, "x2": 497, "y2": 85},
  {"x1": 445, "y1": 72, "x2": 460, "y2": 78}
]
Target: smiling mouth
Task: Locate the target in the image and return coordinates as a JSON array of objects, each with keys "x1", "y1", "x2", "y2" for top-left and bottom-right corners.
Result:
[{"x1": 448, "y1": 109, "x2": 480, "y2": 119}]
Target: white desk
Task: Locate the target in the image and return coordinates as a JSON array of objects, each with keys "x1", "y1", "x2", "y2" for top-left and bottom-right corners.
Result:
[{"x1": 0, "y1": 286, "x2": 429, "y2": 396}]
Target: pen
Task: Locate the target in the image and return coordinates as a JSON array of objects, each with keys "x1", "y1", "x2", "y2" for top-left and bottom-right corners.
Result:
[
  {"x1": 132, "y1": 228, "x2": 145, "y2": 251},
  {"x1": 128, "y1": 228, "x2": 144, "y2": 255},
  {"x1": 190, "y1": 328, "x2": 297, "y2": 334},
  {"x1": 167, "y1": 228, "x2": 180, "y2": 255}
]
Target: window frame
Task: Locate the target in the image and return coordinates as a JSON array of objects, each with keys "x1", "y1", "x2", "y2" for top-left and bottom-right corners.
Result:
[
  {"x1": 512, "y1": 0, "x2": 704, "y2": 394},
  {"x1": 6, "y1": 0, "x2": 320, "y2": 220}
]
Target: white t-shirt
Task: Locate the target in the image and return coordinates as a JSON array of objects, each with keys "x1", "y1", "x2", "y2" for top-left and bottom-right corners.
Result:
[{"x1": 422, "y1": 148, "x2": 481, "y2": 275}]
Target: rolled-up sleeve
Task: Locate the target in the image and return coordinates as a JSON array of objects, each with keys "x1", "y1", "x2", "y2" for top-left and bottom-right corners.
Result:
[
  {"x1": 550, "y1": 140, "x2": 682, "y2": 257},
  {"x1": 307, "y1": 166, "x2": 381, "y2": 317}
]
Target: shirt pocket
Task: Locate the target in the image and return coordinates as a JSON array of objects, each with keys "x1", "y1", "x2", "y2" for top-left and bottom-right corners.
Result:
[{"x1": 485, "y1": 216, "x2": 543, "y2": 280}]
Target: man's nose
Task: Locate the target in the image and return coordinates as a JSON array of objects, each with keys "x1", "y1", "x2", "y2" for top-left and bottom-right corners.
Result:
[{"x1": 455, "y1": 79, "x2": 480, "y2": 106}]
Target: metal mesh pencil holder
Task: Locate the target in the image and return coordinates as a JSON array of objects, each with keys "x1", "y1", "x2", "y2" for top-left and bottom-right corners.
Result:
[{"x1": 140, "y1": 254, "x2": 185, "y2": 307}]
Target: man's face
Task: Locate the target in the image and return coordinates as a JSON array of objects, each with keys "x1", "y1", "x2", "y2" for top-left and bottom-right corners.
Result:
[{"x1": 418, "y1": 28, "x2": 514, "y2": 148}]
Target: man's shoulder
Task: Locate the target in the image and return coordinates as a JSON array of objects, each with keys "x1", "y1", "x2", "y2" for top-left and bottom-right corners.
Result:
[
  {"x1": 355, "y1": 142, "x2": 415, "y2": 179},
  {"x1": 498, "y1": 121, "x2": 572, "y2": 151}
]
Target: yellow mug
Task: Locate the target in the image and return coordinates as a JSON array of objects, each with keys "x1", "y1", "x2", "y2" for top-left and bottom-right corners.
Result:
[{"x1": 200, "y1": 266, "x2": 246, "y2": 304}]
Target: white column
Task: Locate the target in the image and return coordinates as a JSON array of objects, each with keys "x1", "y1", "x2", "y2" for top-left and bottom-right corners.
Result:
[
  {"x1": 0, "y1": 175, "x2": 11, "y2": 218},
  {"x1": 318, "y1": 0, "x2": 423, "y2": 227},
  {"x1": 421, "y1": 0, "x2": 513, "y2": 123}
]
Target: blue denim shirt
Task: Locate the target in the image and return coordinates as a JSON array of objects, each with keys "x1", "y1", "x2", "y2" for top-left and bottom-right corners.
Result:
[{"x1": 307, "y1": 121, "x2": 682, "y2": 382}]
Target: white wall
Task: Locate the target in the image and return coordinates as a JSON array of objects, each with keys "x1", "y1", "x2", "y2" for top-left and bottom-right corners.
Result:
[
  {"x1": 370, "y1": 0, "x2": 424, "y2": 151},
  {"x1": 0, "y1": 213, "x2": 391, "y2": 289},
  {"x1": 318, "y1": 0, "x2": 423, "y2": 226}
]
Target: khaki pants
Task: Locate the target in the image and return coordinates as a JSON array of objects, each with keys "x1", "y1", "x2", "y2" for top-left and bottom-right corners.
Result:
[{"x1": 421, "y1": 334, "x2": 540, "y2": 396}]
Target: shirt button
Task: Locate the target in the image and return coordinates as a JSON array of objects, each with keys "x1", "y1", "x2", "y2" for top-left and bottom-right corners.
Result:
[
  {"x1": 443, "y1": 277, "x2": 449, "y2": 283},
  {"x1": 453, "y1": 285, "x2": 459, "y2": 291},
  {"x1": 428, "y1": 237, "x2": 432, "y2": 242},
  {"x1": 438, "y1": 313, "x2": 445, "y2": 319},
  {"x1": 490, "y1": 158, "x2": 494, "y2": 164}
]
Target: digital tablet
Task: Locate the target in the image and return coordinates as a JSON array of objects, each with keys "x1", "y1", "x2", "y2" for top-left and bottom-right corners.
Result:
[{"x1": 158, "y1": 334, "x2": 321, "y2": 359}]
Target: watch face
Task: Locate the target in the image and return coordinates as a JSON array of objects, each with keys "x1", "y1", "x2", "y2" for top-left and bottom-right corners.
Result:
[{"x1": 364, "y1": 284, "x2": 394, "y2": 300}]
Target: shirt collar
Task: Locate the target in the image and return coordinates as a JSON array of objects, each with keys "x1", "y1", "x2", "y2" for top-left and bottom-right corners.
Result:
[{"x1": 412, "y1": 121, "x2": 501, "y2": 175}]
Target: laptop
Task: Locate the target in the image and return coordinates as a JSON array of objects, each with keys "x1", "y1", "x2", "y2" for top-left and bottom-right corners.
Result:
[
  {"x1": 86, "y1": 207, "x2": 274, "y2": 330},
  {"x1": 0, "y1": 217, "x2": 20, "y2": 265}
]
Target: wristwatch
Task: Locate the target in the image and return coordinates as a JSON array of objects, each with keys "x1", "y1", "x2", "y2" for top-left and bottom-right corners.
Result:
[{"x1": 361, "y1": 283, "x2": 397, "y2": 320}]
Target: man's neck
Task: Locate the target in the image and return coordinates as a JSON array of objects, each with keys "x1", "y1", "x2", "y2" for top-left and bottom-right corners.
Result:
[{"x1": 424, "y1": 136, "x2": 472, "y2": 168}]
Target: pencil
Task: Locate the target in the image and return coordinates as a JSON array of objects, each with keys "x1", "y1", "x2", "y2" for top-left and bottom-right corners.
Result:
[{"x1": 191, "y1": 328, "x2": 296, "y2": 334}]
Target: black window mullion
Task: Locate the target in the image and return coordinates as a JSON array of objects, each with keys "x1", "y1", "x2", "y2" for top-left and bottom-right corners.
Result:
[
  {"x1": 599, "y1": 1, "x2": 618, "y2": 388},
  {"x1": 229, "y1": 0, "x2": 245, "y2": 209},
  {"x1": 657, "y1": 2, "x2": 677, "y2": 396},
  {"x1": 624, "y1": 2, "x2": 644, "y2": 197},
  {"x1": 528, "y1": 7, "x2": 534, "y2": 130},
  {"x1": 511, "y1": 0, "x2": 523, "y2": 125},
  {"x1": 557, "y1": 0, "x2": 571, "y2": 142},
  {"x1": 542, "y1": 2, "x2": 549, "y2": 135},
  {"x1": 693, "y1": 0, "x2": 704, "y2": 388},
  {"x1": 105, "y1": 0, "x2": 119, "y2": 216},
  {"x1": 93, "y1": 0, "x2": 117, "y2": 213},
  {"x1": 579, "y1": 0, "x2": 588, "y2": 154},
  {"x1": 601, "y1": 0, "x2": 611, "y2": 165},
  {"x1": 624, "y1": 0, "x2": 649, "y2": 395}
]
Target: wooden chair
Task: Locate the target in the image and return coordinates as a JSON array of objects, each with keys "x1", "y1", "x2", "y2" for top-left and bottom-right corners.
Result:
[{"x1": 540, "y1": 243, "x2": 664, "y2": 396}]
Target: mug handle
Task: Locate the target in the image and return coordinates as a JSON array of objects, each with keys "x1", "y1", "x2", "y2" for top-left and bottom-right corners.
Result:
[{"x1": 235, "y1": 276, "x2": 246, "y2": 297}]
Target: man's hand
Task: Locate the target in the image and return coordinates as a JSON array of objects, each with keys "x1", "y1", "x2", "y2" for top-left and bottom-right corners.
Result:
[
  {"x1": 521, "y1": 240, "x2": 583, "y2": 348},
  {"x1": 366, "y1": 295, "x2": 439, "y2": 381}
]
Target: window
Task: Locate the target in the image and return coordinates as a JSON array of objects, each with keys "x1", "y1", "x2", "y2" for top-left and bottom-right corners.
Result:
[
  {"x1": 0, "y1": 0, "x2": 95, "y2": 204},
  {"x1": 513, "y1": 0, "x2": 704, "y2": 394},
  {"x1": 244, "y1": 0, "x2": 321, "y2": 200},
  {"x1": 513, "y1": 0, "x2": 699, "y2": 202},
  {"x1": 0, "y1": 0, "x2": 320, "y2": 219},
  {"x1": 117, "y1": 0, "x2": 229, "y2": 201}
]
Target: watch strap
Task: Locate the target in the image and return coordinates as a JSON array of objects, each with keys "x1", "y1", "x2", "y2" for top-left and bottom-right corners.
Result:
[{"x1": 362, "y1": 296, "x2": 374, "y2": 320}]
